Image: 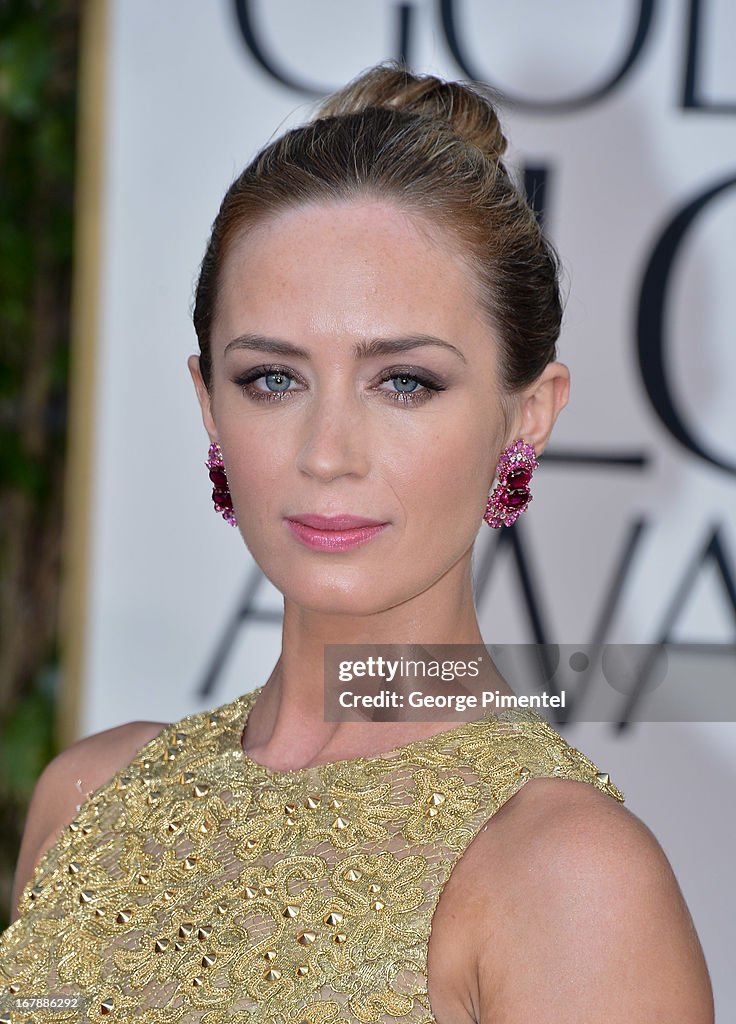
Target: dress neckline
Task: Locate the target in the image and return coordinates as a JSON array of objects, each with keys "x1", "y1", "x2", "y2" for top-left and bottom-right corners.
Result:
[{"x1": 228, "y1": 684, "x2": 510, "y2": 780}]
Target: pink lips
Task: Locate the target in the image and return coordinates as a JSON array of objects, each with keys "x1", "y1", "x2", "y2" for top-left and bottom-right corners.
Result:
[{"x1": 285, "y1": 513, "x2": 390, "y2": 551}]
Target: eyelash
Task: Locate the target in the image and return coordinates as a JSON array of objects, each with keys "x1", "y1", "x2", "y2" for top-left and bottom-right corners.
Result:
[{"x1": 231, "y1": 364, "x2": 447, "y2": 406}]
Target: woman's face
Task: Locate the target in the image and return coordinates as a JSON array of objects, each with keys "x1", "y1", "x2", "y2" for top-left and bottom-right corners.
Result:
[{"x1": 190, "y1": 198, "x2": 517, "y2": 616}]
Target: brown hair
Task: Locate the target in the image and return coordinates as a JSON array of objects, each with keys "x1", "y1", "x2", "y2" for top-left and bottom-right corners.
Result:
[{"x1": 192, "y1": 61, "x2": 562, "y2": 402}]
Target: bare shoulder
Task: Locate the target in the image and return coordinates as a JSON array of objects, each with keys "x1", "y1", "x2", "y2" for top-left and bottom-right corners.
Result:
[
  {"x1": 455, "y1": 777, "x2": 714, "y2": 1024},
  {"x1": 9, "y1": 718, "x2": 166, "y2": 924}
]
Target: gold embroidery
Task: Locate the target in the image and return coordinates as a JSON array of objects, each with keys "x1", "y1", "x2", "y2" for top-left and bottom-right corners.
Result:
[{"x1": 0, "y1": 688, "x2": 623, "y2": 1022}]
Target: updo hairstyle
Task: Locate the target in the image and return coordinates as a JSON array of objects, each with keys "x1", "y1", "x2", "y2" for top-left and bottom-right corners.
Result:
[{"x1": 192, "y1": 61, "x2": 563, "y2": 408}]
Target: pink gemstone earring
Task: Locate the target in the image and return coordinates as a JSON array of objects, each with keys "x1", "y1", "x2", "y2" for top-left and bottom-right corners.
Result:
[
  {"x1": 483, "y1": 438, "x2": 539, "y2": 528},
  {"x1": 206, "y1": 442, "x2": 237, "y2": 527}
]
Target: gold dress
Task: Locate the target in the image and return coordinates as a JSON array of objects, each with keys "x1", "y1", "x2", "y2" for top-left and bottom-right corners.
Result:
[{"x1": 0, "y1": 686, "x2": 623, "y2": 1023}]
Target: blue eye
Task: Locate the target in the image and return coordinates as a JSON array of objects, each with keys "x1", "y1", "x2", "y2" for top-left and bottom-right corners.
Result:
[
  {"x1": 391, "y1": 375, "x2": 420, "y2": 393},
  {"x1": 380, "y1": 368, "x2": 447, "y2": 405},
  {"x1": 232, "y1": 365, "x2": 300, "y2": 401},
  {"x1": 263, "y1": 371, "x2": 291, "y2": 392}
]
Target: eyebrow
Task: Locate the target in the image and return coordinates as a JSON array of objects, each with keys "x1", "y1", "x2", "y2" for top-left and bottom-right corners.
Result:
[{"x1": 223, "y1": 332, "x2": 467, "y2": 363}]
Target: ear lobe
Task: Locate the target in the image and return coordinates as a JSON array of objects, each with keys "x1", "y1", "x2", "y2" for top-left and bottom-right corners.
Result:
[{"x1": 187, "y1": 354, "x2": 218, "y2": 441}]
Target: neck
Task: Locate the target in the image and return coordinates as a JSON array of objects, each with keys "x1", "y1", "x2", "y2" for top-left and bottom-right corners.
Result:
[{"x1": 241, "y1": 556, "x2": 515, "y2": 771}]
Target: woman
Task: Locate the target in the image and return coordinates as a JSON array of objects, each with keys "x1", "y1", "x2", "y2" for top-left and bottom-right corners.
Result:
[{"x1": 1, "y1": 63, "x2": 713, "y2": 1022}]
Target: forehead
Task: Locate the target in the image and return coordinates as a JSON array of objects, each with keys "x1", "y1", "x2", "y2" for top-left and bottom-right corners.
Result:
[{"x1": 212, "y1": 198, "x2": 490, "y2": 352}]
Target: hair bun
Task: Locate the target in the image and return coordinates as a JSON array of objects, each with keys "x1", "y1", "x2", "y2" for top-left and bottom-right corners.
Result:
[{"x1": 314, "y1": 60, "x2": 508, "y2": 163}]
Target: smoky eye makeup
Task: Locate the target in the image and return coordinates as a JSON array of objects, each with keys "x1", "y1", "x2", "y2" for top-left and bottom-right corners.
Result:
[{"x1": 229, "y1": 363, "x2": 449, "y2": 406}]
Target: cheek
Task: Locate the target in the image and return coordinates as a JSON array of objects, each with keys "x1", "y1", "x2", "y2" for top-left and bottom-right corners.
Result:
[
  {"x1": 409, "y1": 417, "x2": 495, "y2": 493},
  {"x1": 384, "y1": 412, "x2": 498, "y2": 518},
  {"x1": 215, "y1": 391, "x2": 294, "y2": 482},
  {"x1": 215, "y1": 422, "x2": 293, "y2": 533},
  {"x1": 227, "y1": 448, "x2": 288, "y2": 502}
]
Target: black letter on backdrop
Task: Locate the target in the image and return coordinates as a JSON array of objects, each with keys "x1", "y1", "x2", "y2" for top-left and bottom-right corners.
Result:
[
  {"x1": 522, "y1": 165, "x2": 549, "y2": 229},
  {"x1": 232, "y1": 0, "x2": 330, "y2": 95},
  {"x1": 396, "y1": 3, "x2": 415, "y2": 67},
  {"x1": 196, "y1": 566, "x2": 282, "y2": 699},
  {"x1": 520, "y1": 161, "x2": 650, "y2": 471},
  {"x1": 682, "y1": 0, "x2": 736, "y2": 112},
  {"x1": 616, "y1": 525, "x2": 736, "y2": 727},
  {"x1": 232, "y1": 1, "x2": 418, "y2": 96},
  {"x1": 440, "y1": 0, "x2": 656, "y2": 113},
  {"x1": 474, "y1": 519, "x2": 650, "y2": 727},
  {"x1": 637, "y1": 174, "x2": 736, "y2": 475}
]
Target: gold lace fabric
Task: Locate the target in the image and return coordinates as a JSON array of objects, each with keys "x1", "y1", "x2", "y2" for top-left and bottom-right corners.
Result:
[{"x1": 0, "y1": 688, "x2": 623, "y2": 1023}]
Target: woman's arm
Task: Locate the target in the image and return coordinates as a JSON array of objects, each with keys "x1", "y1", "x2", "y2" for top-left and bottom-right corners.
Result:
[
  {"x1": 8, "y1": 719, "x2": 166, "y2": 924},
  {"x1": 470, "y1": 778, "x2": 714, "y2": 1023}
]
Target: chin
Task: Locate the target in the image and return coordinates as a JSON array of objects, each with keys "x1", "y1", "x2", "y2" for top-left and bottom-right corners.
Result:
[{"x1": 261, "y1": 564, "x2": 404, "y2": 617}]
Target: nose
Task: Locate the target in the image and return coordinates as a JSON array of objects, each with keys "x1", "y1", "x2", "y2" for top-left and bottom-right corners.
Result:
[{"x1": 295, "y1": 388, "x2": 371, "y2": 482}]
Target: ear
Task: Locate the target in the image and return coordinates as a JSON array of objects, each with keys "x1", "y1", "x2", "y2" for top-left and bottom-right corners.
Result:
[
  {"x1": 187, "y1": 354, "x2": 218, "y2": 441},
  {"x1": 508, "y1": 361, "x2": 570, "y2": 456}
]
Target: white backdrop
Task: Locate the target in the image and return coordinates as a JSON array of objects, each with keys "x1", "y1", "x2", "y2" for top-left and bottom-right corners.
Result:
[{"x1": 65, "y1": 1, "x2": 735, "y2": 1014}]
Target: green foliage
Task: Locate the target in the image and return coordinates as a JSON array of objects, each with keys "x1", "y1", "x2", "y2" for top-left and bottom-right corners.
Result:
[
  {"x1": 0, "y1": 670, "x2": 59, "y2": 803},
  {"x1": 0, "y1": 669, "x2": 60, "y2": 932},
  {"x1": 0, "y1": 0, "x2": 79, "y2": 933},
  {"x1": 0, "y1": 16, "x2": 53, "y2": 120}
]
